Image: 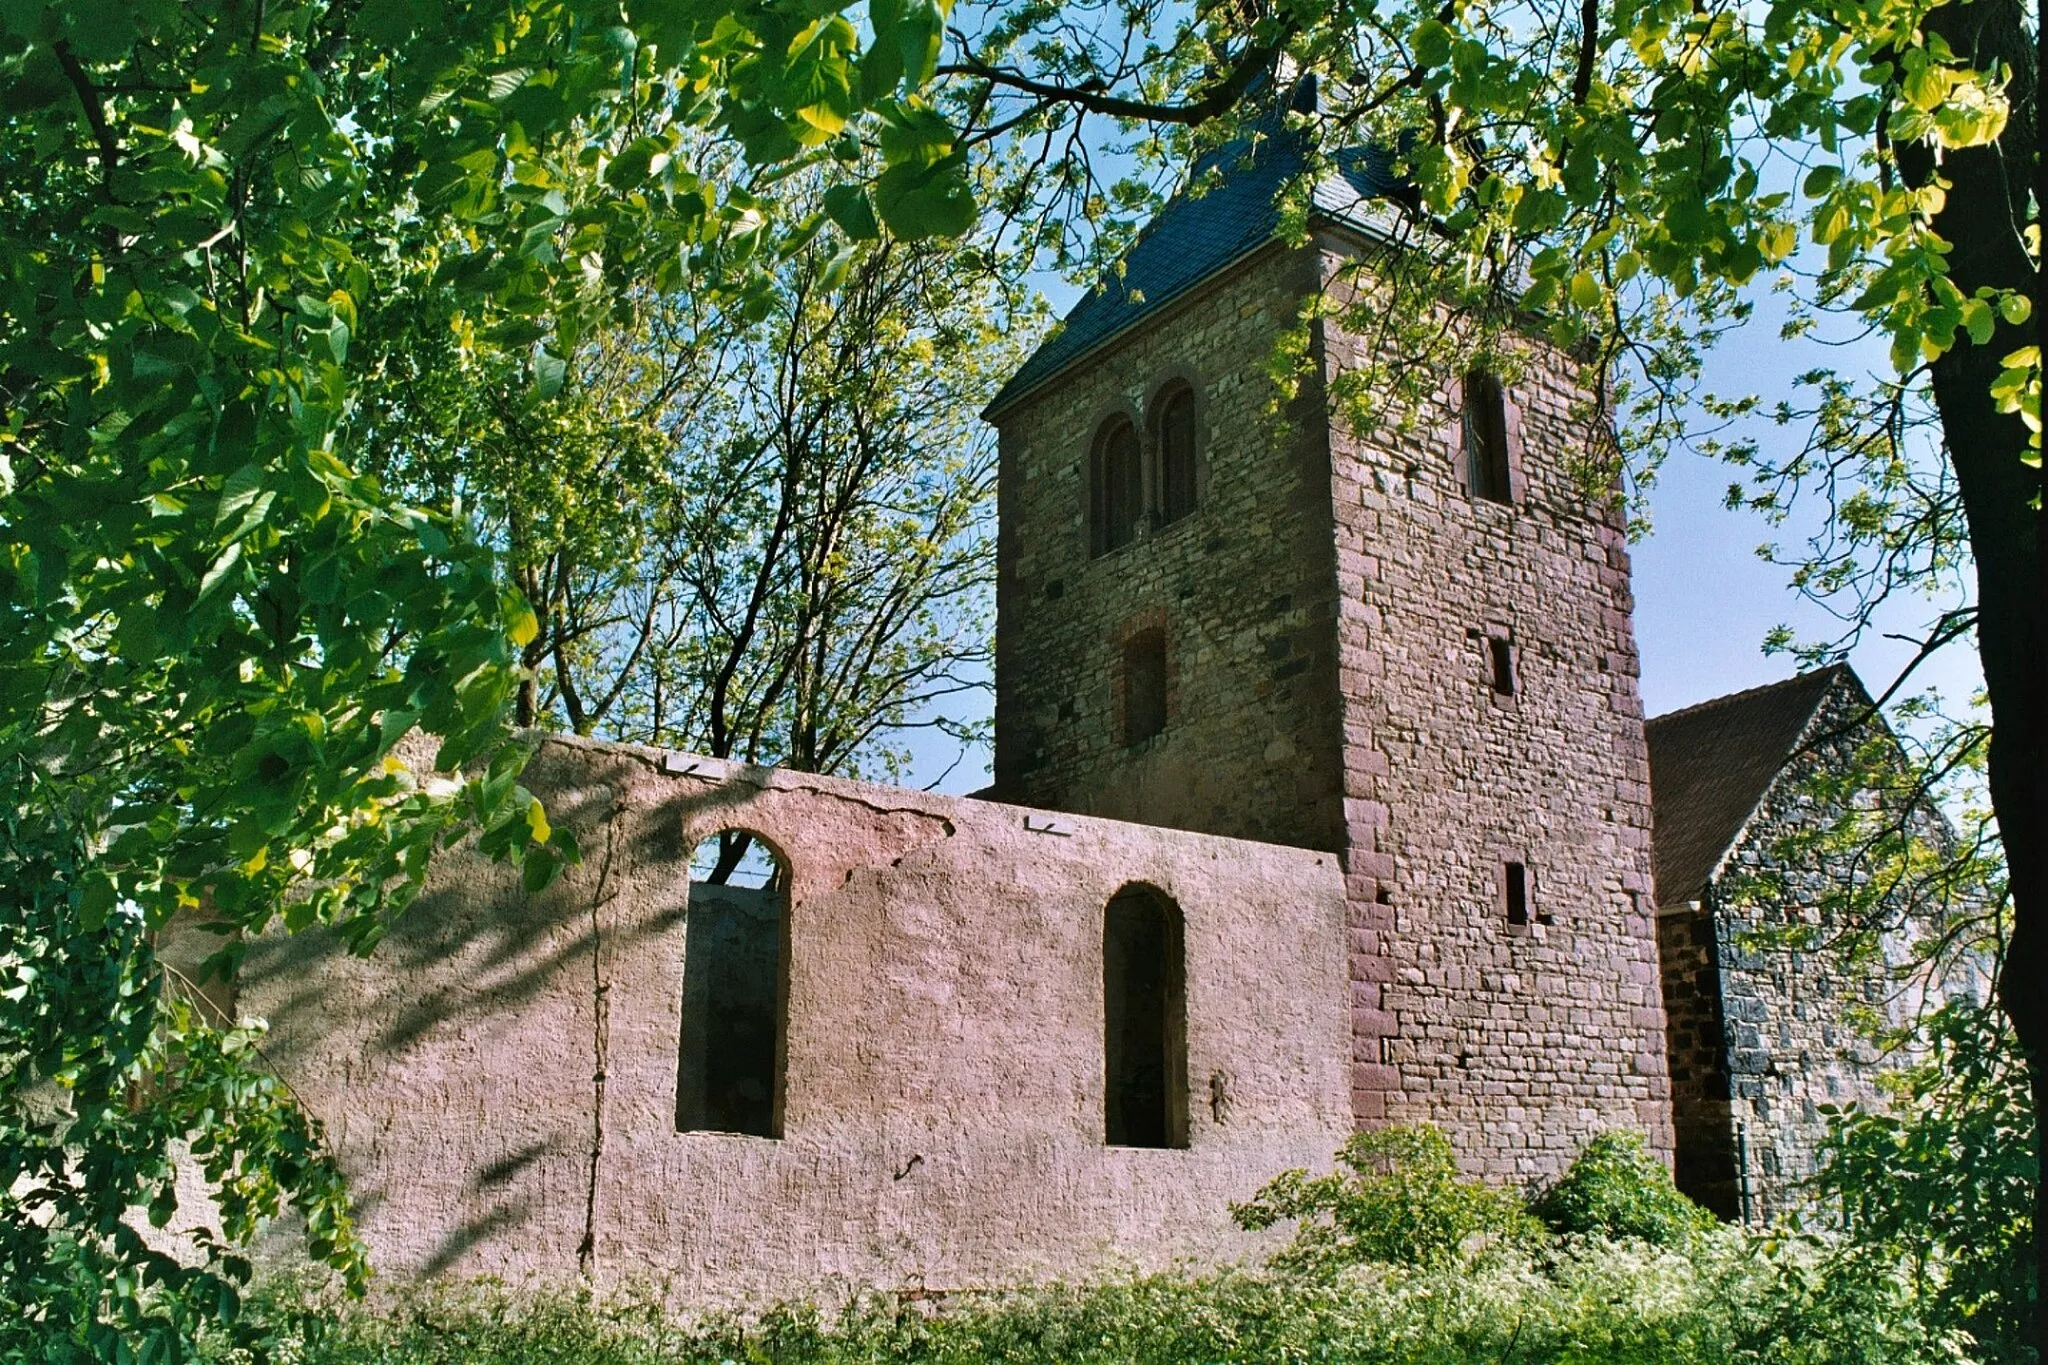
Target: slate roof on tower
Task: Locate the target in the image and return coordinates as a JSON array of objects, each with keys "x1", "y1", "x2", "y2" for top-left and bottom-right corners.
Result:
[
  {"x1": 982, "y1": 131, "x2": 1402, "y2": 418},
  {"x1": 1644, "y1": 665, "x2": 1860, "y2": 908}
]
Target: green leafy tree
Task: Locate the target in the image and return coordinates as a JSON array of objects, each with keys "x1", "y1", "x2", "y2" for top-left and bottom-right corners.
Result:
[
  {"x1": 0, "y1": 0, "x2": 973, "y2": 1350},
  {"x1": 1812, "y1": 999, "x2": 2038, "y2": 1362},
  {"x1": 352, "y1": 173, "x2": 1036, "y2": 845}
]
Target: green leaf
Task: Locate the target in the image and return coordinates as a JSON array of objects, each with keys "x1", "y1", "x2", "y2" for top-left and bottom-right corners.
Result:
[
  {"x1": 1802, "y1": 165, "x2": 1841, "y2": 198},
  {"x1": 194, "y1": 541, "x2": 244, "y2": 609},
  {"x1": 872, "y1": 156, "x2": 975, "y2": 240},
  {"x1": 532, "y1": 347, "x2": 568, "y2": 400},
  {"x1": 822, "y1": 184, "x2": 881, "y2": 241},
  {"x1": 1413, "y1": 18, "x2": 1452, "y2": 66},
  {"x1": 1960, "y1": 299, "x2": 1995, "y2": 347}
]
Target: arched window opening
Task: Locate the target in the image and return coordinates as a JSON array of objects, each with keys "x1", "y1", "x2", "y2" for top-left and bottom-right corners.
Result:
[
  {"x1": 1463, "y1": 370, "x2": 1513, "y2": 504},
  {"x1": 1091, "y1": 415, "x2": 1143, "y2": 555},
  {"x1": 1152, "y1": 383, "x2": 1199, "y2": 526},
  {"x1": 1103, "y1": 886, "x2": 1188, "y2": 1148},
  {"x1": 677, "y1": 828, "x2": 787, "y2": 1137},
  {"x1": 1122, "y1": 627, "x2": 1168, "y2": 746}
]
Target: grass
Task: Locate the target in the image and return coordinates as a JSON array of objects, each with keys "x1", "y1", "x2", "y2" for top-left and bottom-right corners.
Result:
[{"x1": 207, "y1": 1232, "x2": 1972, "y2": 1365}]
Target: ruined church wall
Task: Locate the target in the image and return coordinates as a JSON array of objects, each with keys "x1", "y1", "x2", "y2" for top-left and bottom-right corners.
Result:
[
  {"x1": 240, "y1": 736, "x2": 1350, "y2": 1305},
  {"x1": 990, "y1": 244, "x2": 1348, "y2": 853},
  {"x1": 1311, "y1": 235, "x2": 1672, "y2": 1182}
]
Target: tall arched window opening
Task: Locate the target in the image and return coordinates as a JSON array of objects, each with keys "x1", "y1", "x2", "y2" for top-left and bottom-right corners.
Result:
[
  {"x1": 1103, "y1": 886, "x2": 1188, "y2": 1148},
  {"x1": 1463, "y1": 370, "x2": 1513, "y2": 504},
  {"x1": 1152, "y1": 383, "x2": 1199, "y2": 526},
  {"x1": 1091, "y1": 415, "x2": 1143, "y2": 555},
  {"x1": 677, "y1": 830, "x2": 787, "y2": 1138}
]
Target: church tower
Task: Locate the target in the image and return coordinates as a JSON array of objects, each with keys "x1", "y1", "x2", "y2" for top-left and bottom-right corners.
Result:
[{"x1": 983, "y1": 134, "x2": 1672, "y2": 1177}]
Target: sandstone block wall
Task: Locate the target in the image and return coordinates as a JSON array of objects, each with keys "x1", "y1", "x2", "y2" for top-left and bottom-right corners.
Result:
[
  {"x1": 991, "y1": 243, "x2": 1348, "y2": 854},
  {"x1": 1312, "y1": 233, "x2": 1670, "y2": 1180},
  {"x1": 238, "y1": 737, "x2": 1351, "y2": 1304}
]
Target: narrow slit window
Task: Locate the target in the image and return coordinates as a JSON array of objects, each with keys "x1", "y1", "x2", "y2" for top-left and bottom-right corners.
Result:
[
  {"x1": 1504, "y1": 861, "x2": 1530, "y2": 926},
  {"x1": 1153, "y1": 384, "x2": 1199, "y2": 526},
  {"x1": 1464, "y1": 371, "x2": 1512, "y2": 504},
  {"x1": 1488, "y1": 637, "x2": 1517, "y2": 695},
  {"x1": 1122, "y1": 628, "x2": 1167, "y2": 745},
  {"x1": 1103, "y1": 887, "x2": 1188, "y2": 1148},
  {"x1": 1091, "y1": 415, "x2": 1143, "y2": 555},
  {"x1": 677, "y1": 830, "x2": 787, "y2": 1138}
]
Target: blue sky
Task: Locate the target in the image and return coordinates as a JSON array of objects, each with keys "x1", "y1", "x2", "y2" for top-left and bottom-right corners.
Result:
[{"x1": 1631, "y1": 290, "x2": 1981, "y2": 720}]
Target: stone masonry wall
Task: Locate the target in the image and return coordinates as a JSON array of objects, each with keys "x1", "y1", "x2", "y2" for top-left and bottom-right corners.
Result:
[
  {"x1": 991, "y1": 244, "x2": 1347, "y2": 853},
  {"x1": 237, "y1": 737, "x2": 1351, "y2": 1305},
  {"x1": 1702, "y1": 677, "x2": 1952, "y2": 1222},
  {"x1": 1656, "y1": 906, "x2": 1739, "y2": 1218},
  {"x1": 989, "y1": 226, "x2": 1669, "y2": 1187},
  {"x1": 1313, "y1": 232, "x2": 1671, "y2": 1183}
]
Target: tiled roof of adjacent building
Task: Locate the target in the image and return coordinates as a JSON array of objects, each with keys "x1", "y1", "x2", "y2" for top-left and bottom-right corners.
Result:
[
  {"x1": 982, "y1": 130, "x2": 1401, "y2": 418},
  {"x1": 1645, "y1": 665, "x2": 1852, "y2": 907}
]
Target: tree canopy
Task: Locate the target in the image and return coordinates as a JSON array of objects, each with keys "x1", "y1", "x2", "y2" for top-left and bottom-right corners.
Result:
[{"x1": 0, "y1": 0, "x2": 2037, "y2": 1355}]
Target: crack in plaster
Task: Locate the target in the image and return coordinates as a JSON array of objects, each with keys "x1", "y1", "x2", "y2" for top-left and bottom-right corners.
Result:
[{"x1": 576, "y1": 798, "x2": 622, "y2": 1278}]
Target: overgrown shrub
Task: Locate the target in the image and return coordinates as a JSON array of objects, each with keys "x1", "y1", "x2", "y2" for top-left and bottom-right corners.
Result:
[
  {"x1": 1229, "y1": 1123, "x2": 1539, "y2": 1273},
  {"x1": 1809, "y1": 1001, "x2": 2037, "y2": 1364},
  {"x1": 1531, "y1": 1129, "x2": 1715, "y2": 1247},
  {"x1": 194, "y1": 1121, "x2": 1991, "y2": 1365},
  {"x1": 208, "y1": 1240, "x2": 1967, "y2": 1365}
]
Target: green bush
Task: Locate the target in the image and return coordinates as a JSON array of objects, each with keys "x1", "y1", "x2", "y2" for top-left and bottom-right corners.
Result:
[
  {"x1": 194, "y1": 1121, "x2": 1990, "y2": 1365},
  {"x1": 1530, "y1": 1129, "x2": 1716, "y2": 1247},
  {"x1": 207, "y1": 1239, "x2": 1966, "y2": 1365},
  {"x1": 1809, "y1": 1001, "x2": 2037, "y2": 1365},
  {"x1": 1229, "y1": 1123, "x2": 1539, "y2": 1273}
]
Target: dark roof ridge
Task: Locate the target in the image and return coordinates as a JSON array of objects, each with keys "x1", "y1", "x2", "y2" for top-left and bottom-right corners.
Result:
[
  {"x1": 982, "y1": 131, "x2": 1402, "y2": 420},
  {"x1": 1646, "y1": 662, "x2": 1851, "y2": 726},
  {"x1": 1644, "y1": 664, "x2": 1860, "y2": 907}
]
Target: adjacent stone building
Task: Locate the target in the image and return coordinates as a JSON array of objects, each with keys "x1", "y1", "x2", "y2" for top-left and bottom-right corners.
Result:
[
  {"x1": 1646, "y1": 665, "x2": 1964, "y2": 1222},
  {"x1": 174, "y1": 120, "x2": 1934, "y2": 1302}
]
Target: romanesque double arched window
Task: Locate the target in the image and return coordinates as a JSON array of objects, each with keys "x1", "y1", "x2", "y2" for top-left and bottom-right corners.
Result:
[
  {"x1": 1089, "y1": 380, "x2": 1203, "y2": 556},
  {"x1": 1091, "y1": 414, "x2": 1144, "y2": 555},
  {"x1": 1153, "y1": 382, "x2": 1199, "y2": 525}
]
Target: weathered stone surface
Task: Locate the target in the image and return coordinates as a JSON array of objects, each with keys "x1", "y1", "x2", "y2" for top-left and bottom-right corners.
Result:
[
  {"x1": 989, "y1": 231, "x2": 1670, "y2": 1185},
  {"x1": 1651, "y1": 670, "x2": 1967, "y2": 1222},
  {"x1": 238, "y1": 737, "x2": 1349, "y2": 1304}
]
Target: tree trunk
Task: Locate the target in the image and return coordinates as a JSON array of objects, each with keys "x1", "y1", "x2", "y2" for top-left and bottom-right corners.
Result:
[{"x1": 1899, "y1": 0, "x2": 2041, "y2": 1352}]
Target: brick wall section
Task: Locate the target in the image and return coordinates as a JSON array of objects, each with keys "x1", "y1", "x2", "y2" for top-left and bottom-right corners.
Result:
[
  {"x1": 1700, "y1": 677, "x2": 1952, "y2": 1221},
  {"x1": 1313, "y1": 233, "x2": 1670, "y2": 1180},
  {"x1": 992, "y1": 244, "x2": 1348, "y2": 854}
]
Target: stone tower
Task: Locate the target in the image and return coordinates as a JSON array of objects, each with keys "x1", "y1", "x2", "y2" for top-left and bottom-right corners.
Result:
[{"x1": 984, "y1": 135, "x2": 1672, "y2": 1178}]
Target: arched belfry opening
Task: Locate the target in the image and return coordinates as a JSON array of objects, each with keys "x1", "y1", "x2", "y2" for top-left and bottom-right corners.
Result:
[
  {"x1": 677, "y1": 829, "x2": 787, "y2": 1138},
  {"x1": 1102, "y1": 884, "x2": 1189, "y2": 1148}
]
